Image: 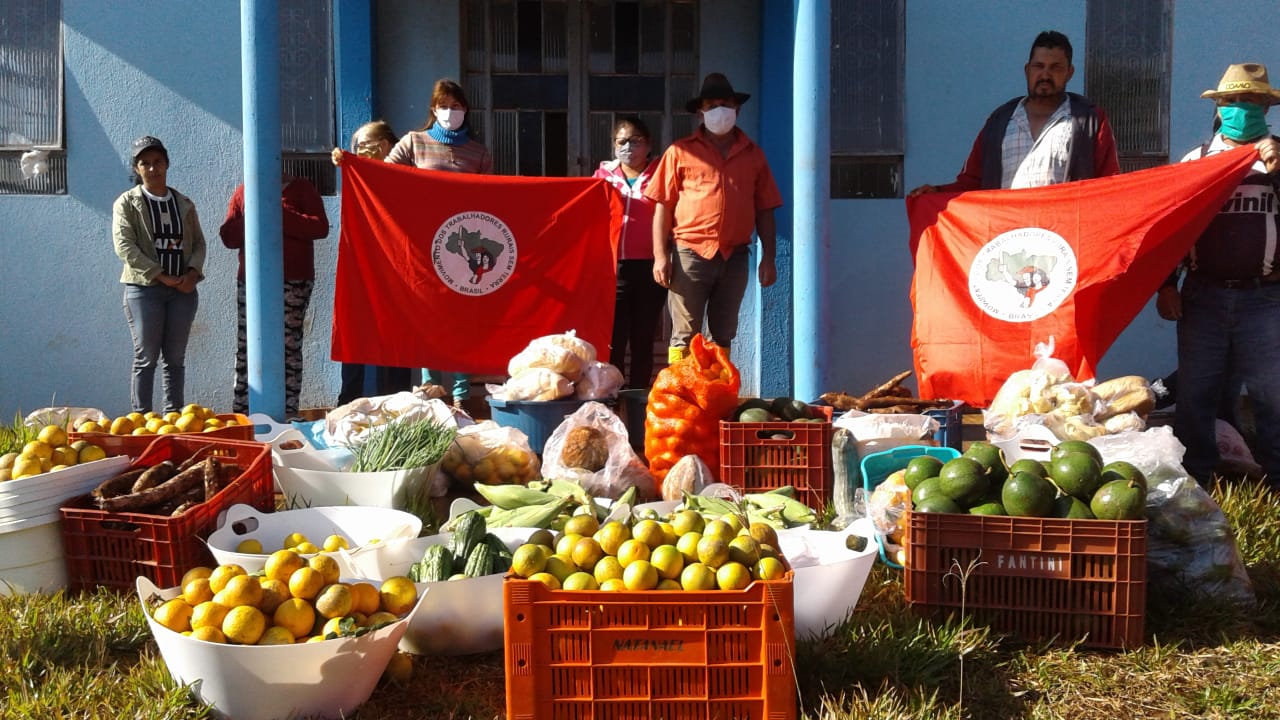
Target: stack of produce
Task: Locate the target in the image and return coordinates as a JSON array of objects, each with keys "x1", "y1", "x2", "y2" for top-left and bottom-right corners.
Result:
[
  {"x1": 406, "y1": 510, "x2": 513, "y2": 582},
  {"x1": 985, "y1": 368, "x2": 1157, "y2": 442},
  {"x1": 505, "y1": 501, "x2": 790, "y2": 592},
  {"x1": 89, "y1": 444, "x2": 243, "y2": 517},
  {"x1": 729, "y1": 396, "x2": 828, "y2": 423},
  {"x1": 489, "y1": 331, "x2": 622, "y2": 401},
  {"x1": 820, "y1": 370, "x2": 955, "y2": 414},
  {"x1": 145, "y1": 555, "x2": 419, "y2": 645},
  {"x1": 1, "y1": 422, "x2": 106, "y2": 481},
  {"x1": 885, "y1": 440, "x2": 1147, "y2": 521},
  {"x1": 72, "y1": 403, "x2": 235, "y2": 437},
  {"x1": 645, "y1": 333, "x2": 741, "y2": 485}
]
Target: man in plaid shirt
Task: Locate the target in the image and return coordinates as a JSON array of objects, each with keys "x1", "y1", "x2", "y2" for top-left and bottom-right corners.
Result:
[{"x1": 909, "y1": 30, "x2": 1119, "y2": 195}]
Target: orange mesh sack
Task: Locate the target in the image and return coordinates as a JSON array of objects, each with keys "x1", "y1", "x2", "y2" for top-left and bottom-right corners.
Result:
[{"x1": 644, "y1": 334, "x2": 741, "y2": 484}]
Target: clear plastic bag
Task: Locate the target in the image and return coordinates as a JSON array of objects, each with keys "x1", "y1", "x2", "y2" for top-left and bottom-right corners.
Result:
[
  {"x1": 507, "y1": 340, "x2": 586, "y2": 382},
  {"x1": 575, "y1": 361, "x2": 625, "y2": 400},
  {"x1": 486, "y1": 368, "x2": 574, "y2": 401},
  {"x1": 440, "y1": 420, "x2": 542, "y2": 488},
  {"x1": 541, "y1": 401, "x2": 657, "y2": 500},
  {"x1": 660, "y1": 454, "x2": 715, "y2": 502},
  {"x1": 1091, "y1": 426, "x2": 1255, "y2": 608}
]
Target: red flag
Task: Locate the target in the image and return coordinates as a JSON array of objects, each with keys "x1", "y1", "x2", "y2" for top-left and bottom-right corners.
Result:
[
  {"x1": 907, "y1": 145, "x2": 1258, "y2": 408},
  {"x1": 332, "y1": 154, "x2": 622, "y2": 373}
]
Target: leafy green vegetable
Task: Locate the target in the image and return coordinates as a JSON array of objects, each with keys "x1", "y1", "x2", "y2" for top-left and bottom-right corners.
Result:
[{"x1": 347, "y1": 416, "x2": 457, "y2": 473}]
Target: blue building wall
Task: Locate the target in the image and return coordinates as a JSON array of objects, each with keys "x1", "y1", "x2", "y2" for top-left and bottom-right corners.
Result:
[{"x1": 2, "y1": 1, "x2": 1278, "y2": 418}]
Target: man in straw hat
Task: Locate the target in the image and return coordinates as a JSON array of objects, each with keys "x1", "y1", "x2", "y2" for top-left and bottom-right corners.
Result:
[
  {"x1": 1157, "y1": 62, "x2": 1280, "y2": 487},
  {"x1": 909, "y1": 30, "x2": 1119, "y2": 195},
  {"x1": 645, "y1": 72, "x2": 783, "y2": 363}
]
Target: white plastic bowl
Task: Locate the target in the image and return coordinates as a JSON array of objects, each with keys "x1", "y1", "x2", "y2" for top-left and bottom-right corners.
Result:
[
  {"x1": 270, "y1": 429, "x2": 441, "y2": 511},
  {"x1": 342, "y1": 526, "x2": 540, "y2": 655},
  {"x1": 137, "y1": 576, "x2": 416, "y2": 720},
  {"x1": 779, "y1": 520, "x2": 879, "y2": 639},
  {"x1": 206, "y1": 504, "x2": 422, "y2": 574},
  {"x1": 0, "y1": 456, "x2": 130, "y2": 510}
]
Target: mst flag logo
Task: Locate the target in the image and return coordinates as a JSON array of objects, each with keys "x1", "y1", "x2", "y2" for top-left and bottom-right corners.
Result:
[
  {"x1": 969, "y1": 227, "x2": 1078, "y2": 322},
  {"x1": 432, "y1": 211, "x2": 517, "y2": 295}
]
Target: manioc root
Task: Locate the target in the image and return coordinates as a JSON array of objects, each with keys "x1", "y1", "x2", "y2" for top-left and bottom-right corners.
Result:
[
  {"x1": 175, "y1": 443, "x2": 219, "y2": 474},
  {"x1": 91, "y1": 468, "x2": 146, "y2": 501},
  {"x1": 98, "y1": 458, "x2": 210, "y2": 512},
  {"x1": 131, "y1": 460, "x2": 175, "y2": 493}
]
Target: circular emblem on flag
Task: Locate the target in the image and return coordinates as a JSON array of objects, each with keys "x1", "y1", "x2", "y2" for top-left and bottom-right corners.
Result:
[
  {"x1": 431, "y1": 211, "x2": 518, "y2": 295},
  {"x1": 968, "y1": 227, "x2": 1077, "y2": 322}
]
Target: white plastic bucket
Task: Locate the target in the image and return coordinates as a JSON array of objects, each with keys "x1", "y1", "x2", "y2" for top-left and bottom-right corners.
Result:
[
  {"x1": 342, "y1": 527, "x2": 539, "y2": 655},
  {"x1": 206, "y1": 503, "x2": 421, "y2": 574},
  {"x1": 780, "y1": 521, "x2": 879, "y2": 639},
  {"x1": 270, "y1": 430, "x2": 439, "y2": 510},
  {"x1": 137, "y1": 576, "x2": 417, "y2": 720},
  {"x1": 0, "y1": 520, "x2": 68, "y2": 595}
]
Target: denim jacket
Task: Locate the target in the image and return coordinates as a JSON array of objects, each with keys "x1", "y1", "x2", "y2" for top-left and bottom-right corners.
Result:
[{"x1": 113, "y1": 185, "x2": 206, "y2": 285}]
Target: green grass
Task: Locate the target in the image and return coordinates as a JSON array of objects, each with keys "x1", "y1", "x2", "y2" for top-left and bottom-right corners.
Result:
[{"x1": 5, "y1": 476, "x2": 1280, "y2": 719}]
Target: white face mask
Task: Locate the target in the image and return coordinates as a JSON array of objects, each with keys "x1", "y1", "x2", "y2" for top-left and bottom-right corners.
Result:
[
  {"x1": 435, "y1": 107, "x2": 466, "y2": 131},
  {"x1": 702, "y1": 106, "x2": 737, "y2": 135}
]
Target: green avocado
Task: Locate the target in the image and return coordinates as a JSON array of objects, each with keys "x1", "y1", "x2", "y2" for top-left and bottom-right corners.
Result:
[
  {"x1": 1001, "y1": 471, "x2": 1056, "y2": 518},
  {"x1": 737, "y1": 408, "x2": 774, "y2": 423},
  {"x1": 781, "y1": 399, "x2": 811, "y2": 421},
  {"x1": 769, "y1": 396, "x2": 794, "y2": 418},
  {"x1": 733, "y1": 398, "x2": 773, "y2": 420},
  {"x1": 914, "y1": 496, "x2": 963, "y2": 514}
]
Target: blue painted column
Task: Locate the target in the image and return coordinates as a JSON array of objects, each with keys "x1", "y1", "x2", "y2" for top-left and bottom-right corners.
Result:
[
  {"x1": 756, "y1": 0, "x2": 795, "y2": 398},
  {"x1": 333, "y1": 0, "x2": 377, "y2": 397},
  {"x1": 791, "y1": 0, "x2": 830, "y2": 403},
  {"x1": 241, "y1": 0, "x2": 285, "y2": 420},
  {"x1": 334, "y1": 0, "x2": 375, "y2": 152}
]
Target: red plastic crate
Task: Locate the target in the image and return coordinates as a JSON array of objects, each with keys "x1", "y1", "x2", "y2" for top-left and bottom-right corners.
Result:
[
  {"x1": 504, "y1": 574, "x2": 797, "y2": 720},
  {"x1": 59, "y1": 435, "x2": 273, "y2": 591},
  {"x1": 719, "y1": 406, "x2": 833, "y2": 509},
  {"x1": 68, "y1": 413, "x2": 254, "y2": 459},
  {"x1": 904, "y1": 511, "x2": 1146, "y2": 649}
]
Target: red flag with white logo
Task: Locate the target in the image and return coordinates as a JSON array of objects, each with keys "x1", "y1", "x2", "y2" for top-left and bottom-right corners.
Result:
[
  {"x1": 331, "y1": 153, "x2": 622, "y2": 372},
  {"x1": 906, "y1": 145, "x2": 1259, "y2": 407}
]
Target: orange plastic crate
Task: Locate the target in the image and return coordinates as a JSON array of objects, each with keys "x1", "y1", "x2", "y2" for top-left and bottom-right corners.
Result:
[
  {"x1": 904, "y1": 511, "x2": 1146, "y2": 649},
  {"x1": 59, "y1": 435, "x2": 273, "y2": 591},
  {"x1": 719, "y1": 406, "x2": 833, "y2": 509},
  {"x1": 504, "y1": 574, "x2": 797, "y2": 720},
  {"x1": 68, "y1": 413, "x2": 254, "y2": 458}
]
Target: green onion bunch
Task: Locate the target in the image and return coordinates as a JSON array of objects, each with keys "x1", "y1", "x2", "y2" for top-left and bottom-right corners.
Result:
[{"x1": 347, "y1": 415, "x2": 458, "y2": 473}]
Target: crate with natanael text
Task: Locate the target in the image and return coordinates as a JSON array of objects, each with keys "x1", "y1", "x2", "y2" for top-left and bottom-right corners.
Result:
[
  {"x1": 59, "y1": 435, "x2": 273, "y2": 591},
  {"x1": 904, "y1": 511, "x2": 1146, "y2": 649},
  {"x1": 719, "y1": 404, "x2": 833, "y2": 510},
  {"x1": 504, "y1": 573, "x2": 798, "y2": 720}
]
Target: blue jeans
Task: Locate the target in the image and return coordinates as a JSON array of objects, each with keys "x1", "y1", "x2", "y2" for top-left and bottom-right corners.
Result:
[
  {"x1": 1174, "y1": 274, "x2": 1280, "y2": 485},
  {"x1": 422, "y1": 369, "x2": 470, "y2": 401},
  {"x1": 123, "y1": 284, "x2": 199, "y2": 413}
]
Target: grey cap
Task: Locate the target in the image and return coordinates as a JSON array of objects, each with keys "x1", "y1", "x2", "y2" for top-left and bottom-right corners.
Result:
[{"x1": 130, "y1": 135, "x2": 167, "y2": 161}]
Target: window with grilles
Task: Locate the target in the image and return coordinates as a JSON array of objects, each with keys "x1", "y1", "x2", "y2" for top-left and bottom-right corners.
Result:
[
  {"x1": 1085, "y1": 0, "x2": 1172, "y2": 173},
  {"x1": 830, "y1": 0, "x2": 903, "y2": 199},
  {"x1": 0, "y1": 0, "x2": 65, "y2": 195}
]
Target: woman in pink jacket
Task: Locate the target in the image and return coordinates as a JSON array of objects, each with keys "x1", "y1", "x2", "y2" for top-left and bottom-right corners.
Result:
[{"x1": 593, "y1": 116, "x2": 667, "y2": 389}]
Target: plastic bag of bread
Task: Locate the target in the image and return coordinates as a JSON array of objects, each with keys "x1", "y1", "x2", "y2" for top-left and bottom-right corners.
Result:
[
  {"x1": 541, "y1": 329, "x2": 597, "y2": 365},
  {"x1": 575, "y1": 361, "x2": 625, "y2": 400},
  {"x1": 487, "y1": 368, "x2": 573, "y2": 401},
  {"x1": 542, "y1": 401, "x2": 657, "y2": 500},
  {"x1": 507, "y1": 340, "x2": 586, "y2": 382},
  {"x1": 1093, "y1": 375, "x2": 1156, "y2": 420}
]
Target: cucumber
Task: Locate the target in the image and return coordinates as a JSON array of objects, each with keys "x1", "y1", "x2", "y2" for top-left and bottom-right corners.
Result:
[
  {"x1": 451, "y1": 511, "x2": 488, "y2": 562},
  {"x1": 484, "y1": 533, "x2": 513, "y2": 574},
  {"x1": 463, "y1": 542, "x2": 495, "y2": 578},
  {"x1": 418, "y1": 544, "x2": 453, "y2": 583}
]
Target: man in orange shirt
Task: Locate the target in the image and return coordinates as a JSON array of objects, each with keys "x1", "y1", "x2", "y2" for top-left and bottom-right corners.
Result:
[{"x1": 646, "y1": 72, "x2": 784, "y2": 363}]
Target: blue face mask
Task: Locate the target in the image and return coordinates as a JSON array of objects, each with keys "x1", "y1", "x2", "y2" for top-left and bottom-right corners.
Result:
[{"x1": 1218, "y1": 102, "x2": 1271, "y2": 142}]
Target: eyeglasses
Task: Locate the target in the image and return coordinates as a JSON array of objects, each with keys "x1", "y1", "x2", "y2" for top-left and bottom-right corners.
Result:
[{"x1": 614, "y1": 136, "x2": 649, "y2": 147}]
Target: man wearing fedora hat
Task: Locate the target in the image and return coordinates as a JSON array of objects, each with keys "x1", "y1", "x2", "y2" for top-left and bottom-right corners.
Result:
[
  {"x1": 909, "y1": 31, "x2": 1119, "y2": 195},
  {"x1": 645, "y1": 72, "x2": 783, "y2": 362},
  {"x1": 1157, "y1": 62, "x2": 1280, "y2": 487}
]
